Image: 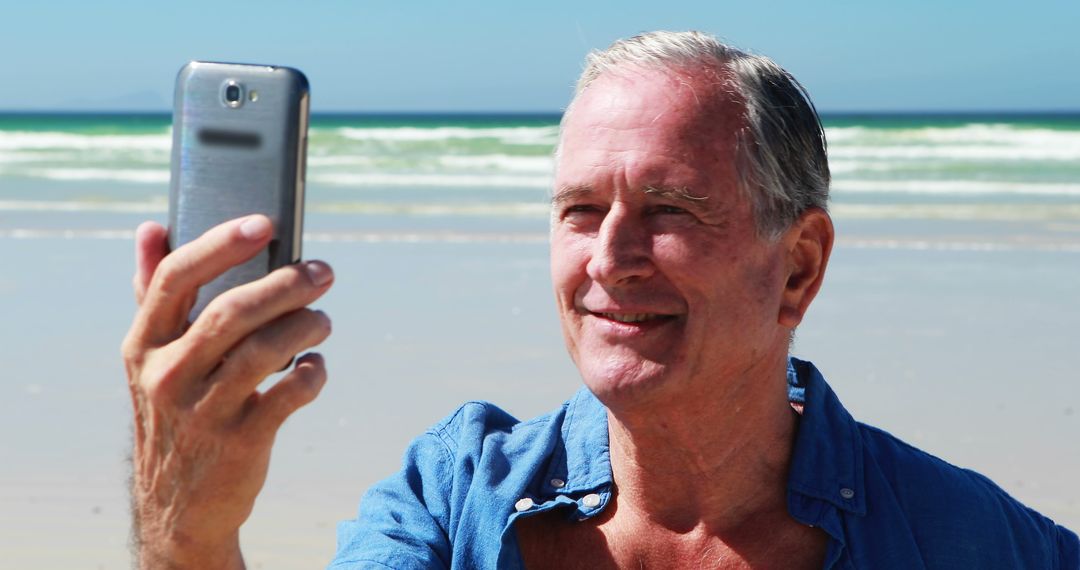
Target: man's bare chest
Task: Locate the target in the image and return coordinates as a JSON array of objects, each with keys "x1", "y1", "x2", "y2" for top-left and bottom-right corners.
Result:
[{"x1": 515, "y1": 509, "x2": 829, "y2": 569}]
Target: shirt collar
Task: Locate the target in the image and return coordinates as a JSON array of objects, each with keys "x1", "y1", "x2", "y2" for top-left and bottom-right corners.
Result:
[
  {"x1": 545, "y1": 357, "x2": 866, "y2": 518},
  {"x1": 542, "y1": 386, "x2": 612, "y2": 495},
  {"x1": 787, "y1": 357, "x2": 867, "y2": 517}
]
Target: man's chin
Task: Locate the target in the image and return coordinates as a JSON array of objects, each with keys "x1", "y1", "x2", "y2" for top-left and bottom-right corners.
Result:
[{"x1": 579, "y1": 359, "x2": 675, "y2": 411}]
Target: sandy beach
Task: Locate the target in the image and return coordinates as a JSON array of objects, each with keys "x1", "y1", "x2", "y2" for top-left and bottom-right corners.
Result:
[{"x1": 1, "y1": 204, "x2": 1078, "y2": 568}]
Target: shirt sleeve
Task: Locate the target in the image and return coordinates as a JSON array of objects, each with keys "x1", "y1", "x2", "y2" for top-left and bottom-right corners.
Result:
[{"x1": 328, "y1": 431, "x2": 456, "y2": 570}]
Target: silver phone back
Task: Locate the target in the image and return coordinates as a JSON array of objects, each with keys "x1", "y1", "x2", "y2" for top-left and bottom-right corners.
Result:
[{"x1": 169, "y1": 61, "x2": 309, "y2": 319}]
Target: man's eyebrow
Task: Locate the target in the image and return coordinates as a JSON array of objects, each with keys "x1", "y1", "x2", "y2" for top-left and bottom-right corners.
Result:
[
  {"x1": 644, "y1": 186, "x2": 713, "y2": 216},
  {"x1": 551, "y1": 185, "x2": 594, "y2": 207},
  {"x1": 643, "y1": 185, "x2": 709, "y2": 203},
  {"x1": 551, "y1": 184, "x2": 711, "y2": 209}
]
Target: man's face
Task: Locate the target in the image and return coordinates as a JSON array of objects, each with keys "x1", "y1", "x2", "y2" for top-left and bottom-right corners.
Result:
[{"x1": 551, "y1": 66, "x2": 793, "y2": 407}]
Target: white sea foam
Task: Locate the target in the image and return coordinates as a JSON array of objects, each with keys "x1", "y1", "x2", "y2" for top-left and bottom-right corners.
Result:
[
  {"x1": 0, "y1": 200, "x2": 165, "y2": 213},
  {"x1": 4, "y1": 227, "x2": 1076, "y2": 252},
  {"x1": 335, "y1": 126, "x2": 560, "y2": 145},
  {"x1": 834, "y1": 237, "x2": 1080, "y2": 253},
  {"x1": 829, "y1": 145, "x2": 1080, "y2": 161},
  {"x1": 0, "y1": 130, "x2": 171, "y2": 151},
  {"x1": 902, "y1": 124, "x2": 1080, "y2": 146},
  {"x1": 0, "y1": 151, "x2": 84, "y2": 164},
  {"x1": 826, "y1": 124, "x2": 1080, "y2": 161},
  {"x1": 0, "y1": 228, "x2": 138, "y2": 240},
  {"x1": 830, "y1": 203, "x2": 1080, "y2": 221},
  {"x1": 437, "y1": 154, "x2": 553, "y2": 172},
  {"x1": 311, "y1": 172, "x2": 552, "y2": 189},
  {"x1": 827, "y1": 160, "x2": 905, "y2": 174},
  {"x1": 311, "y1": 201, "x2": 550, "y2": 217},
  {"x1": 822, "y1": 127, "x2": 870, "y2": 142},
  {"x1": 0, "y1": 199, "x2": 549, "y2": 217},
  {"x1": 832, "y1": 179, "x2": 1080, "y2": 196},
  {"x1": 26, "y1": 168, "x2": 169, "y2": 184},
  {"x1": 307, "y1": 155, "x2": 376, "y2": 167},
  {"x1": 0, "y1": 227, "x2": 550, "y2": 244}
]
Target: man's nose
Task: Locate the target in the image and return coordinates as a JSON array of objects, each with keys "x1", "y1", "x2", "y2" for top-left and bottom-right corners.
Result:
[{"x1": 585, "y1": 206, "x2": 655, "y2": 285}]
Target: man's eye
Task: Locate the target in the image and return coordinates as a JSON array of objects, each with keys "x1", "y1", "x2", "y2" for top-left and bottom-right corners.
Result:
[
  {"x1": 563, "y1": 204, "x2": 601, "y2": 216},
  {"x1": 653, "y1": 205, "x2": 689, "y2": 215}
]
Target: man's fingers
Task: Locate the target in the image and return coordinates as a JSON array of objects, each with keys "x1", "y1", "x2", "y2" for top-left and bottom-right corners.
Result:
[
  {"x1": 132, "y1": 215, "x2": 274, "y2": 346},
  {"x1": 202, "y1": 309, "x2": 332, "y2": 411},
  {"x1": 177, "y1": 260, "x2": 334, "y2": 376},
  {"x1": 133, "y1": 221, "x2": 170, "y2": 307},
  {"x1": 250, "y1": 353, "x2": 328, "y2": 433}
]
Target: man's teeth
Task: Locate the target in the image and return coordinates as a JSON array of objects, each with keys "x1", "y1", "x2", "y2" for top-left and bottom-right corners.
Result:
[{"x1": 599, "y1": 312, "x2": 660, "y2": 323}]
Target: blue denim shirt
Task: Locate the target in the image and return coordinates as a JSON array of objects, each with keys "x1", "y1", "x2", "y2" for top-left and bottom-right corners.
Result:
[{"x1": 330, "y1": 358, "x2": 1079, "y2": 568}]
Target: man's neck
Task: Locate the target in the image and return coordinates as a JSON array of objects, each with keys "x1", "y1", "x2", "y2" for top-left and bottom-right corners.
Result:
[{"x1": 603, "y1": 356, "x2": 798, "y2": 533}]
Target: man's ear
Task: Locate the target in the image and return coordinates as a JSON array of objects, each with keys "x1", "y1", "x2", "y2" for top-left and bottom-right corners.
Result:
[{"x1": 778, "y1": 207, "x2": 834, "y2": 329}]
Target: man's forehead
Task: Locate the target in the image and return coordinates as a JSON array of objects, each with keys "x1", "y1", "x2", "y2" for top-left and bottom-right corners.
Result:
[
  {"x1": 555, "y1": 65, "x2": 745, "y2": 200},
  {"x1": 564, "y1": 65, "x2": 744, "y2": 134}
]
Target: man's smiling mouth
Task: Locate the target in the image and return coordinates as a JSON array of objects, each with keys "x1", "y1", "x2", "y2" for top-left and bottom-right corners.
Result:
[{"x1": 594, "y1": 312, "x2": 675, "y2": 324}]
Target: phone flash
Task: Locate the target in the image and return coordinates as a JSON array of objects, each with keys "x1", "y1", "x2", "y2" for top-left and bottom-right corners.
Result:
[{"x1": 248, "y1": 90, "x2": 259, "y2": 102}]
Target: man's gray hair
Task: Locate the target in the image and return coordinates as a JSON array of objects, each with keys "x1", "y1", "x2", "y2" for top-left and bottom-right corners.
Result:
[{"x1": 568, "y1": 30, "x2": 830, "y2": 239}]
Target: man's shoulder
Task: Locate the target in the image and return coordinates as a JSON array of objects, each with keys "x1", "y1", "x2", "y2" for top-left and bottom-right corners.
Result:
[
  {"x1": 339, "y1": 389, "x2": 602, "y2": 569},
  {"x1": 854, "y1": 421, "x2": 1079, "y2": 563},
  {"x1": 422, "y1": 388, "x2": 586, "y2": 458},
  {"x1": 856, "y1": 421, "x2": 1002, "y2": 498}
]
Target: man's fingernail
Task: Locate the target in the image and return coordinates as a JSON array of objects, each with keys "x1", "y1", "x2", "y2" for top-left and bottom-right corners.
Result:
[
  {"x1": 305, "y1": 261, "x2": 333, "y2": 286},
  {"x1": 239, "y1": 216, "x2": 271, "y2": 240}
]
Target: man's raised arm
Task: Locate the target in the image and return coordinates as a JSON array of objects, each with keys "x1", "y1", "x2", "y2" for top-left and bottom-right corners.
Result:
[{"x1": 121, "y1": 215, "x2": 334, "y2": 569}]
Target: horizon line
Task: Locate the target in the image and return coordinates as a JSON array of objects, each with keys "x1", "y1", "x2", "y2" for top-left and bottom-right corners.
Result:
[{"x1": 2, "y1": 108, "x2": 1080, "y2": 116}]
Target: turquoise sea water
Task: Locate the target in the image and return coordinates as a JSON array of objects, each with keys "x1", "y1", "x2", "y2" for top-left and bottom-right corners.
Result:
[{"x1": 2, "y1": 112, "x2": 1079, "y2": 220}]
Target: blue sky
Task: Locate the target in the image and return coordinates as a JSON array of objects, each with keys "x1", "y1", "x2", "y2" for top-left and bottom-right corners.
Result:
[{"x1": 5, "y1": 0, "x2": 1078, "y2": 112}]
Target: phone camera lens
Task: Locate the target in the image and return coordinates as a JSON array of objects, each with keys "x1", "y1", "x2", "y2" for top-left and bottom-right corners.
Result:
[{"x1": 225, "y1": 84, "x2": 241, "y2": 103}]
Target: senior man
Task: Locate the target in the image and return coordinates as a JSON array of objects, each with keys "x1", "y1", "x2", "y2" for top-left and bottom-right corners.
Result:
[{"x1": 125, "y1": 31, "x2": 1078, "y2": 569}]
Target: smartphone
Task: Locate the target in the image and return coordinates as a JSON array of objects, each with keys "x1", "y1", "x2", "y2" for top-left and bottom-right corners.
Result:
[{"x1": 169, "y1": 61, "x2": 310, "y2": 320}]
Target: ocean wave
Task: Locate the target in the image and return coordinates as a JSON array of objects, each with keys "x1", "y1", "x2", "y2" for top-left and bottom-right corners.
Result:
[
  {"x1": 311, "y1": 172, "x2": 552, "y2": 189},
  {"x1": 0, "y1": 227, "x2": 552, "y2": 244},
  {"x1": 832, "y1": 179, "x2": 1080, "y2": 196},
  {"x1": 311, "y1": 201, "x2": 549, "y2": 217},
  {"x1": 0, "y1": 200, "x2": 165, "y2": 212},
  {"x1": 823, "y1": 127, "x2": 870, "y2": 142},
  {"x1": 834, "y1": 237, "x2": 1080, "y2": 253},
  {"x1": 333, "y1": 126, "x2": 559, "y2": 145},
  {"x1": 894, "y1": 124, "x2": 1080, "y2": 146},
  {"x1": 814, "y1": 124, "x2": 1076, "y2": 149},
  {"x1": 4, "y1": 227, "x2": 1076, "y2": 252},
  {"x1": 437, "y1": 154, "x2": 553, "y2": 172},
  {"x1": 307, "y1": 155, "x2": 376, "y2": 167},
  {"x1": 0, "y1": 130, "x2": 171, "y2": 151},
  {"x1": 831, "y1": 203, "x2": 1080, "y2": 221},
  {"x1": 306, "y1": 154, "x2": 553, "y2": 173},
  {"x1": 0, "y1": 199, "x2": 549, "y2": 217},
  {"x1": 829, "y1": 145, "x2": 1080, "y2": 161},
  {"x1": 23, "y1": 167, "x2": 169, "y2": 184},
  {"x1": 0, "y1": 151, "x2": 87, "y2": 164},
  {"x1": 827, "y1": 160, "x2": 905, "y2": 174}
]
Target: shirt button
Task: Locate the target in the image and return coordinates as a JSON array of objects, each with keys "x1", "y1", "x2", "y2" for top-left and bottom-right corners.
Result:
[
  {"x1": 514, "y1": 498, "x2": 535, "y2": 512},
  {"x1": 582, "y1": 493, "x2": 601, "y2": 508},
  {"x1": 840, "y1": 488, "x2": 855, "y2": 500},
  {"x1": 550, "y1": 478, "x2": 566, "y2": 489}
]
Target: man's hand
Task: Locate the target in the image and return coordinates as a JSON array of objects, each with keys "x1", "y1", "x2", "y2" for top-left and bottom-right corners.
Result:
[{"x1": 121, "y1": 215, "x2": 333, "y2": 569}]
